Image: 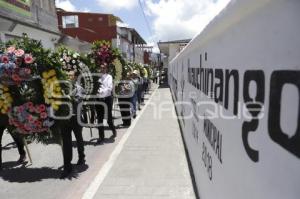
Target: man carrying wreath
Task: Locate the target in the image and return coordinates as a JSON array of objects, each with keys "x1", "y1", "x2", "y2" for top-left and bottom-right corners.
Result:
[{"x1": 96, "y1": 64, "x2": 117, "y2": 143}]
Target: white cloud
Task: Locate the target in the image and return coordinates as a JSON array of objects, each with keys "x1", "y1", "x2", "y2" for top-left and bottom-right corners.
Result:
[
  {"x1": 117, "y1": 21, "x2": 130, "y2": 28},
  {"x1": 145, "y1": 0, "x2": 231, "y2": 42},
  {"x1": 95, "y1": 0, "x2": 138, "y2": 11},
  {"x1": 146, "y1": 41, "x2": 160, "y2": 53},
  {"x1": 81, "y1": 7, "x2": 91, "y2": 12},
  {"x1": 55, "y1": 0, "x2": 77, "y2": 11}
]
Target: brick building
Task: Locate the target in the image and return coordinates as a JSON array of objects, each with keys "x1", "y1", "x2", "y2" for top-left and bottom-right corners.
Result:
[{"x1": 57, "y1": 9, "x2": 146, "y2": 62}]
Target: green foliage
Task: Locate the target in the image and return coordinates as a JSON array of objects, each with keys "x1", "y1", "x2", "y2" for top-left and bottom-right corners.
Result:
[
  {"x1": 128, "y1": 62, "x2": 145, "y2": 77},
  {"x1": 112, "y1": 59, "x2": 123, "y2": 83},
  {"x1": 1, "y1": 34, "x2": 70, "y2": 145},
  {"x1": 122, "y1": 63, "x2": 133, "y2": 79},
  {"x1": 89, "y1": 40, "x2": 126, "y2": 80}
]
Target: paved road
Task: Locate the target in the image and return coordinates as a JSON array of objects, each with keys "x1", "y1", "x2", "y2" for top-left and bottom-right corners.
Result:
[
  {"x1": 0, "y1": 85, "x2": 196, "y2": 199},
  {"x1": 0, "y1": 88, "x2": 153, "y2": 199}
]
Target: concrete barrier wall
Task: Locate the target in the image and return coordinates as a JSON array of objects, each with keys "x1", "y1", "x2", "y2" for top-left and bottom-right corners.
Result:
[{"x1": 169, "y1": 0, "x2": 300, "y2": 198}]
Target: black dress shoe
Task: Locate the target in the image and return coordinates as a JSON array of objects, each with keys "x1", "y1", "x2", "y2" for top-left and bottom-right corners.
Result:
[
  {"x1": 112, "y1": 130, "x2": 117, "y2": 138},
  {"x1": 121, "y1": 123, "x2": 130, "y2": 128},
  {"x1": 77, "y1": 158, "x2": 86, "y2": 165},
  {"x1": 97, "y1": 138, "x2": 104, "y2": 144},
  {"x1": 60, "y1": 167, "x2": 73, "y2": 179},
  {"x1": 17, "y1": 154, "x2": 26, "y2": 163}
]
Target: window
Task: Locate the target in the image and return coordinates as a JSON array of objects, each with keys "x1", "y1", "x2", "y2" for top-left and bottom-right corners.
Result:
[{"x1": 62, "y1": 15, "x2": 79, "y2": 28}]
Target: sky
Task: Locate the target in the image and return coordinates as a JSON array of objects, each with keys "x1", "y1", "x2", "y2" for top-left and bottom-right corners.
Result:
[{"x1": 55, "y1": 0, "x2": 231, "y2": 52}]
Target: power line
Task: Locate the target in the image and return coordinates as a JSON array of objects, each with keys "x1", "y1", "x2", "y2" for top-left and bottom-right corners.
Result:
[{"x1": 138, "y1": 0, "x2": 153, "y2": 37}]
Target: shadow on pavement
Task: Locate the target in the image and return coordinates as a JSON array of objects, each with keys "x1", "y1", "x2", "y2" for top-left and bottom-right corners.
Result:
[
  {"x1": 0, "y1": 161, "x2": 22, "y2": 169},
  {"x1": 2, "y1": 142, "x2": 18, "y2": 151},
  {"x1": 71, "y1": 140, "x2": 97, "y2": 147},
  {"x1": 158, "y1": 83, "x2": 170, "y2": 89},
  {"x1": 0, "y1": 164, "x2": 61, "y2": 182},
  {"x1": 0, "y1": 162, "x2": 89, "y2": 182}
]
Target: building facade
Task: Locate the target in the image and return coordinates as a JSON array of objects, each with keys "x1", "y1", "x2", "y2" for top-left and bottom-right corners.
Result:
[
  {"x1": 57, "y1": 9, "x2": 146, "y2": 62},
  {"x1": 0, "y1": 0, "x2": 60, "y2": 49},
  {"x1": 158, "y1": 39, "x2": 191, "y2": 68}
]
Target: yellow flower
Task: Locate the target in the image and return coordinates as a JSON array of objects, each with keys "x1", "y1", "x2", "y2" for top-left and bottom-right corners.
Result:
[
  {"x1": 4, "y1": 93, "x2": 10, "y2": 99},
  {"x1": 55, "y1": 87, "x2": 61, "y2": 92},
  {"x1": 7, "y1": 97, "x2": 12, "y2": 103},
  {"x1": 55, "y1": 100, "x2": 62, "y2": 106},
  {"x1": 52, "y1": 104, "x2": 59, "y2": 111},
  {"x1": 42, "y1": 71, "x2": 49, "y2": 79},
  {"x1": 48, "y1": 69, "x2": 56, "y2": 77}
]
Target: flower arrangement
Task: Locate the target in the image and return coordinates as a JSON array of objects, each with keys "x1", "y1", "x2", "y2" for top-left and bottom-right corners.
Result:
[
  {"x1": 89, "y1": 40, "x2": 125, "y2": 79},
  {"x1": 59, "y1": 47, "x2": 83, "y2": 72},
  {"x1": 57, "y1": 46, "x2": 93, "y2": 95},
  {"x1": 122, "y1": 63, "x2": 133, "y2": 79},
  {"x1": 0, "y1": 84, "x2": 13, "y2": 114},
  {"x1": 148, "y1": 67, "x2": 154, "y2": 79},
  {"x1": 112, "y1": 58, "x2": 123, "y2": 83},
  {"x1": 92, "y1": 40, "x2": 115, "y2": 66},
  {"x1": 0, "y1": 46, "x2": 35, "y2": 85},
  {"x1": 8, "y1": 102, "x2": 54, "y2": 134},
  {"x1": 128, "y1": 62, "x2": 144, "y2": 77},
  {"x1": 42, "y1": 69, "x2": 62, "y2": 111},
  {"x1": 0, "y1": 35, "x2": 68, "y2": 141}
]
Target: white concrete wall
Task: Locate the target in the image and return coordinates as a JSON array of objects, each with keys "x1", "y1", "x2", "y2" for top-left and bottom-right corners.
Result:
[
  {"x1": 2, "y1": 24, "x2": 60, "y2": 49},
  {"x1": 168, "y1": 43, "x2": 179, "y2": 63},
  {"x1": 169, "y1": 0, "x2": 300, "y2": 198}
]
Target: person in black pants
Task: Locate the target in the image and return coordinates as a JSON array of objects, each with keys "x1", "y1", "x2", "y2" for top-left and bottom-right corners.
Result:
[
  {"x1": 137, "y1": 75, "x2": 144, "y2": 109},
  {"x1": 60, "y1": 121, "x2": 73, "y2": 178},
  {"x1": 60, "y1": 116, "x2": 85, "y2": 179},
  {"x1": 0, "y1": 115, "x2": 26, "y2": 170},
  {"x1": 118, "y1": 98, "x2": 132, "y2": 127},
  {"x1": 96, "y1": 64, "x2": 116, "y2": 142},
  {"x1": 70, "y1": 71, "x2": 85, "y2": 165},
  {"x1": 117, "y1": 73, "x2": 134, "y2": 127},
  {"x1": 60, "y1": 71, "x2": 86, "y2": 178}
]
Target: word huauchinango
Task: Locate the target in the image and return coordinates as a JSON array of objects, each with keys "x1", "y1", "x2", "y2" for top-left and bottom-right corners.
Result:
[{"x1": 187, "y1": 53, "x2": 300, "y2": 162}]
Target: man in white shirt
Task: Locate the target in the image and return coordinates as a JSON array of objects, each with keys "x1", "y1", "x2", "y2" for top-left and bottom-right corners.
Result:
[{"x1": 96, "y1": 65, "x2": 116, "y2": 142}]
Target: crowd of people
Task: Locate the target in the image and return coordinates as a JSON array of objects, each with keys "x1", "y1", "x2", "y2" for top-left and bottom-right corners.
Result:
[
  {"x1": 0, "y1": 64, "x2": 152, "y2": 179},
  {"x1": 0, "y1": 36, "x2": 158, "y2": 179}
]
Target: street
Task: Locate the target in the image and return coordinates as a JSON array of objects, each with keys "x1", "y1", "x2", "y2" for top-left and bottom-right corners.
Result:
[
  {"x1": 0, "y1": 85, "x2": 195, "y2": 199},
  {"x1": 0, "y1": 93, "x2": 149, "y2": 199}
]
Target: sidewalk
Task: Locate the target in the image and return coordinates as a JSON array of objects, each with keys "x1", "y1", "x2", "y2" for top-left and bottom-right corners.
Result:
[{"x1": 83, "y1": 86, "x2": 196, "y2": 199}]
